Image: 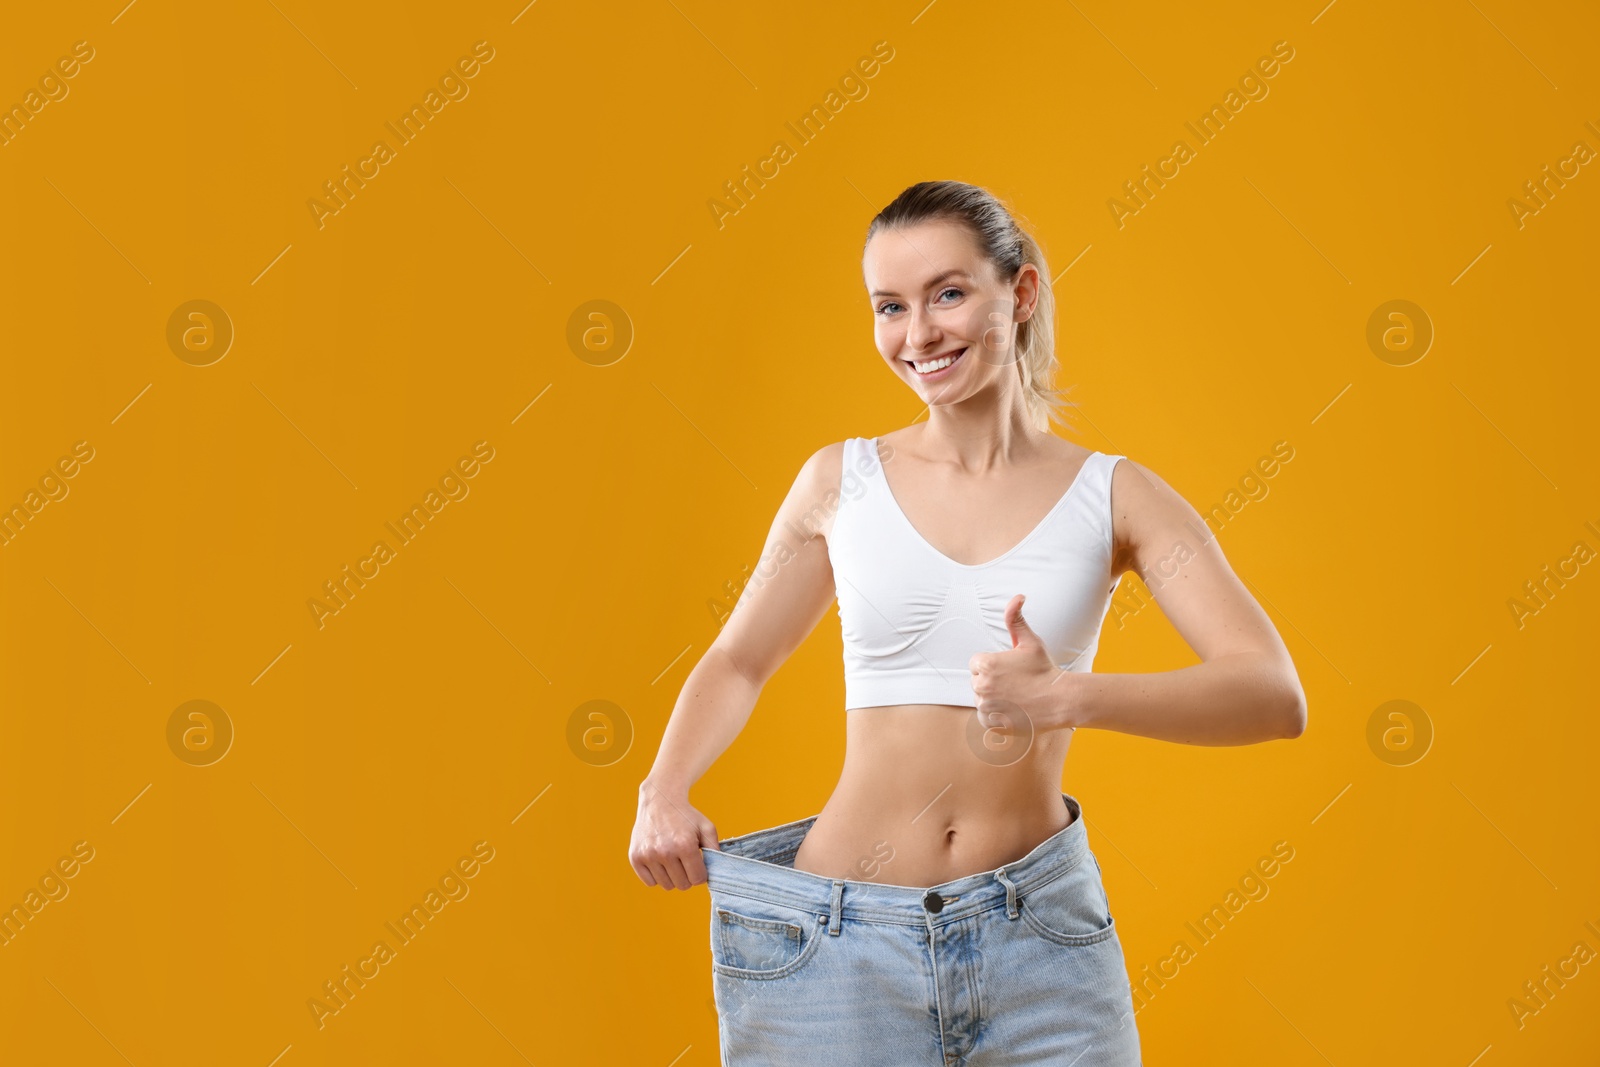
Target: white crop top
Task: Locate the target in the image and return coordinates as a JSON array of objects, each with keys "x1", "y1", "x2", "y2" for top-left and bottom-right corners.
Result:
[{"x1": 827, "y1": 437, "x2": 1124, "y2": 710}]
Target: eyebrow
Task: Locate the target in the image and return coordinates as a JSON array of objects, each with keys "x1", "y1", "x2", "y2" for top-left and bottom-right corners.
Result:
[{"x1": 870, "y1": 268, "x2": 971, "y2": 300}]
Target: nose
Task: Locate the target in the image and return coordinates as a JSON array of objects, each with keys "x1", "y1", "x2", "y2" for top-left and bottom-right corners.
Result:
[{"x1": 906, "y1": 304, "x2": 941, "y2": 354}]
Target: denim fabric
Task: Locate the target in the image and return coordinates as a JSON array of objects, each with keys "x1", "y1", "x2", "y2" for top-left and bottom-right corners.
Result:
[{"x1": 702, "y1": 793, "x2": 1142, "y2": 1066}]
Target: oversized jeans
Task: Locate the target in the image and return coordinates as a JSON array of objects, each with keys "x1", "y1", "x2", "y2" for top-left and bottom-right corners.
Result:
[{"x1": 703, "y1": 792, "x2": 1143, "y2": 1065}]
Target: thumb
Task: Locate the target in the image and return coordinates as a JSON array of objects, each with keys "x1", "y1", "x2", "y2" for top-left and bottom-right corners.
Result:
[{"x1": 1005, "y1": 594, "x2": 1045, "y2": 650}]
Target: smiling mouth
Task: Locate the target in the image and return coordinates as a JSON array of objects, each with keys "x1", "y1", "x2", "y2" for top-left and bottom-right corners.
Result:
[{"x1": 907, "y1": 347, "x2": 968, "y2": 375}]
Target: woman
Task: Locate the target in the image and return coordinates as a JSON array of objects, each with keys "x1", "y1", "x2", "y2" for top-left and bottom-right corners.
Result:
[{"x1": 628, "y1": 180, "x2": 1307, "y2": 1065}]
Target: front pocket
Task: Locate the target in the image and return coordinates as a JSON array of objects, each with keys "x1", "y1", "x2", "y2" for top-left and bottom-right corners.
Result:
[
  {"x1": 1017, "y1": 854, "x2": 1118, "y2": 946},
  {"x1": 710, "y1": 903, "x2": 826, "y2": 980},
  {"x1": 718, "y1": 908, "x2": 803, "y2": 970}
]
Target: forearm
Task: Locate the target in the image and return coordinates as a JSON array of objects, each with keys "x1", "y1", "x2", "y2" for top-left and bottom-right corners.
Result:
[
  {"x1": 1069, "y1": 651, "x2": 1305, "y2": 746},
  {"x1": 641, "y1": 645, "x2": 763, "y2": 797}
]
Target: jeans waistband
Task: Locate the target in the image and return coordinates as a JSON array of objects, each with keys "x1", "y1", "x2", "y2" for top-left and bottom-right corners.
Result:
[{"x1": 701, "y1": 792, "x2": 1091, "y2": 928}]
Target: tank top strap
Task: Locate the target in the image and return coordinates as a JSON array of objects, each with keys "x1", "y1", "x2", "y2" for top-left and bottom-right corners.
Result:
[
  {"x1": 832, "y1": 437, "x2": 874, "y2": 539},
  {"x1": 837, "y1": 437, "x2": 877, "y2": 520},
  {"x1": 1089, "y1": 453, "x2": 1126, "y2": 544},
  {"x1": 858, "y1": 436, "x2": 884, "y2": 474}
]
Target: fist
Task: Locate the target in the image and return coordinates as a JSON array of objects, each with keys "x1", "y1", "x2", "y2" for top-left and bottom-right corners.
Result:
[{"x1": 968, "y1": 594, "x2": 1073, "y2": 734}]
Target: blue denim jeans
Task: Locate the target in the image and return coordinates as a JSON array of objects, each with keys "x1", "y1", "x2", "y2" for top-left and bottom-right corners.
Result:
[{"x1": 702, "y1": 792, "x2": 1142, "y2": 1066}]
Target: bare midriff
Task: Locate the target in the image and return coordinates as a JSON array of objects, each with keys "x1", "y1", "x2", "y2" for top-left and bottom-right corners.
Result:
[{"x1": 791, "y1": 704, "x2": 1076, "y2": 888}]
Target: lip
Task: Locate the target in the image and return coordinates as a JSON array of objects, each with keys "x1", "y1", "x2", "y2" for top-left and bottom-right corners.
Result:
[{"x1": 905, "y1": 346, "x2": 968, "y2": 383}]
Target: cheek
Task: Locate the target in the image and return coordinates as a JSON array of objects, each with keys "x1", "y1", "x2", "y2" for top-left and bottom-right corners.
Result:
[{"x1": 964, "y1": 303, "x2": 1008, "y2": 350}]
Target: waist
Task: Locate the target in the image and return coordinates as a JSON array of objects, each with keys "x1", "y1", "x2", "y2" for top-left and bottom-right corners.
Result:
[
  {"x1": 794, "y1": 705, "x2": 1075, "y2": 884},
  {"x1": 703, "y1": 793, "x2": 1090, "y2": 914}
]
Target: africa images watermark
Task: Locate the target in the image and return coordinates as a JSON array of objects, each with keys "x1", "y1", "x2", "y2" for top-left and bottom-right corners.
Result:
[
  {"x1": 1, "y1": 39, "x2": 96, "y2": 148},
  {"x1": 1110, "y1": 440, "x2": 1295, "y2": 629},
  {"x1": 1, "y1": 841, "x2": 96, "y2": 948},
  {"x1": 1107, "y1": 39, "x2": 1296, "y2": 229},
  {"x1": 1122, "y1": 839, "x2": 1296, "y2": 1021},
  {"x1": 1506, "y1": 119, "x2": 1599, "y2": 230},
  {"x1": 1505, "y1": 517, "x2": 1600, "y2": 630},
  {"x1": 707, "y1": 40, "x2": 896, "y2": 230},
  {"x1": 1506, "y1": 916, "x2": 1600, "y2": 1031},
  {"x1": 1, "y1": 440, "x2": 95, "y2": 548},
  {"x1": 307, "y1": 41, "x2": 497, "y2": 230},
  {"x1": 307, "y1": 441, "x2": 496, "y2": 630},
  {"x1": 306, "y1": 840, "x2": 496, "y2": 1030},
  {"x1": 708, "y1": 440, "x2": 897, "y2": 628}
]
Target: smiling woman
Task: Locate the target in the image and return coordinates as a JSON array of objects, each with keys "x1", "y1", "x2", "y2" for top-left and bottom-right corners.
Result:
[
  {"x1": 633, "y1": 179, "x2": 1306, "y2": 1066},
  {"x1": 864, "y1": 187, "x2": 1067, "y2": 439}
]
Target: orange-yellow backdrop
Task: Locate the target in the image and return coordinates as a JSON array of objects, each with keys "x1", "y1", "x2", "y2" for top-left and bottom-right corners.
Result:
[{"x1": 2, "y1": 1, "x2": 1597, "y2": 1064}]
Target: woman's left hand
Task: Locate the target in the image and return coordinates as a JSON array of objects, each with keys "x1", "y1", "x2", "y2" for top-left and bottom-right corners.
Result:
[{"x1": 969, "y1": 594, "x2": 1078, "y2": 734}]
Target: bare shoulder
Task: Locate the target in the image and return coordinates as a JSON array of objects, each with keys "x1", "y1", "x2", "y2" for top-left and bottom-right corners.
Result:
[
  {"x1": 800, "y1": 439, "x2": 847, "y2": 476},
  {"x1": 876, "y1": 423, "x2": 927, "y2": 460},
  {"x1": 785, "y1": 439, "x2": 849, "y2": 541},
  {"x1": 794, "y1": 440, "x2": 847, "y2": 502},
  {"x1": 1107, "y1": 456, "x2": 1209, "y2": 581},
  {"x1": 1042, "y1": 434, "x2": 1097, "y2": 469}
]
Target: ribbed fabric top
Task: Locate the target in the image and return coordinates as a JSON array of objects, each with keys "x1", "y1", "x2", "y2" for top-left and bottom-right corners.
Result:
[{"x1": 827, "y1": 437, "x2": 1124, "y2": 710}]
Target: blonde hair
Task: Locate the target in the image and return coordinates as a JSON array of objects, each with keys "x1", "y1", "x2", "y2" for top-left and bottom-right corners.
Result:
[{"x1": 864, "y1": 181, "x2": 1072, "y2": 433}]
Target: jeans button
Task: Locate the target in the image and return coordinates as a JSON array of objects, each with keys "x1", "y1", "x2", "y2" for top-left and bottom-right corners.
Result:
[{"x1": 923, "y1": 890, "x2": 944, "y2": 913}]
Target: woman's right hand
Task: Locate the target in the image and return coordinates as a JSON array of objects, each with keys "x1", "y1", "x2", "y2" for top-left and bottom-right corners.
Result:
[{"x1": 628, "y1": 780, "x2": 720, "y2": 890}]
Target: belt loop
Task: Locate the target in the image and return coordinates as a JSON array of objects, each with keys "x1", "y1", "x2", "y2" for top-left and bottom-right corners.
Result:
[
  {"x1": 829, "y1": 879, "x2": 844, "y2": 935},
  {"x1": 995, "y1": 868, "x2": 1019, "y2": 919}
]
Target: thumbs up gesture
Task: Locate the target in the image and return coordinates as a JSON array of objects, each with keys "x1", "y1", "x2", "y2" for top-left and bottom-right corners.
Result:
[{"x1": 968, "y1": 594, "x2": 1076, "y2": 735}]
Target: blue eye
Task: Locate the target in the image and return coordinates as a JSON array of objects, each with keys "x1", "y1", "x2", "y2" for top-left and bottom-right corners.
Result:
[{"x1": 876, "y1": 288, "x2": 963, "y2": 316}]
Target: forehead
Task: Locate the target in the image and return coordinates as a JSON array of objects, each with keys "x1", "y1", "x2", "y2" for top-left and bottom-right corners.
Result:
[{"x1": 862, "y1": 221, "x2": 987, "y2": 292}]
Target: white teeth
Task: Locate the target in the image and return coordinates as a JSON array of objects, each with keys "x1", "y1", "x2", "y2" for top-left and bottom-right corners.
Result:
[{"x1": 912, "y1": 349, "x2": 963, "y2": 374}]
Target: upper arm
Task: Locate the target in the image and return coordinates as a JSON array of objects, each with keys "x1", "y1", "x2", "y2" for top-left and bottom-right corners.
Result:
[
  {"x1": 708, "y1": 442, "x2": 845, "y2": 689},
  {"x1": 1108, "y1": 458, "x2": 1294, "y2": 667}
]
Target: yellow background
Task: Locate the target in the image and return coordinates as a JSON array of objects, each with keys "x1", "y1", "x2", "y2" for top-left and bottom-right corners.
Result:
[{"x1": 2, "y1": 0, "x2": 1597, "y2": 1063}]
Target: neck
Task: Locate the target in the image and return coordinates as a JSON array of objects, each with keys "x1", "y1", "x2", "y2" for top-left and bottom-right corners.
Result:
[{"x1": 916, "y1": 387, "x2": 1044, "y2": 470}]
